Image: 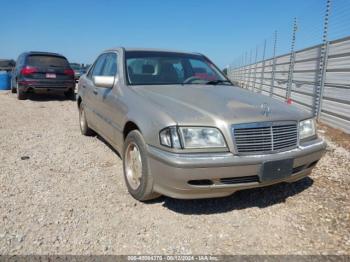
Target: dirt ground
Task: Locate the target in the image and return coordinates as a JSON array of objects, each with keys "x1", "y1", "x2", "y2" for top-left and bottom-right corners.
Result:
[{"x1": 0, "y1": 91, "x2": 349, "y2": 255}]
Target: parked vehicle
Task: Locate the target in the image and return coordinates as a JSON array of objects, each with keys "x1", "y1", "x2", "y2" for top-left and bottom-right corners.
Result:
[
  {"x1": 70, "y1": 63, "x2": 86, "y2": 82},
  {"x1": 77, "y1": 48, "x2": 326, "y2": 201},
  {"x1": 11, "y1": 52, "x2": 75, "y2": 100},
  {"x1": 0, "y1": 59, "x2": 16, "y2": 72}
]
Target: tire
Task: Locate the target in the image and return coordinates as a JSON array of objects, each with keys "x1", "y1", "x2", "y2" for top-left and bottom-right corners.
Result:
[
  {"x1": 64, "y1": 89, "x2": 75, "y2": 100},
  {"x1": 79, "y1": 103, "x2": 94, "y2": 136},
  {"x1": 16, "y1": 83, "x2": 27, "y2": 100},
  {"x1": 11, "y1": 80, "x2": 17, "y2": 93},
  {"x1": 123, "y1": 130, "x2": 160, "y2": 201}
]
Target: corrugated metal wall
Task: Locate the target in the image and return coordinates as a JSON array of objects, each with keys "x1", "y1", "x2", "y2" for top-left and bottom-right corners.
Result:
[
  {"x1": 229, "y1": 36, "x2": 350, "y2": 134},
  {"x1": 321, "y1": 37, "x2": 350, "y2": 132}
]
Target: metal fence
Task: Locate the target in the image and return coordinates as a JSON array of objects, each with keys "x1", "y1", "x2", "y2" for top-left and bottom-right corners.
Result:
[{"x1": 228, "y1": 0, "x2": 350, "y2": 134}]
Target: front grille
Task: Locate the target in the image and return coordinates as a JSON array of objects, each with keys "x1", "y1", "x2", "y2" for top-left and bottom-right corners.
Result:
[{"x1": 233, "y1": 122, "x2": 298, "y2": 154}]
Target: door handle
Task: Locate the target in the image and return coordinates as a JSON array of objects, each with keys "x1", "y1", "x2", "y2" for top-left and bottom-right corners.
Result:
[{"x1": 82, "y1": 85, "x2": 86, "y2": 89}]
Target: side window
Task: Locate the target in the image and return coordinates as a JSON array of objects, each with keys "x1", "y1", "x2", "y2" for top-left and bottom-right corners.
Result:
[
  {"x1": 86, "y1": 65, "x2": 94, "y2": 79},
  {"x1": 101, "y1": 53, "x2": 118, "y2": 76},
  {"x1": 22, "y1": 55, "x2": 27, "y2": 66},
  {"x1": 87, "y1": 54, "x2": 106, "y2": 79},
  {"x1": 17, "y1": 55, "x2": 23, "y2": 68},
  {"x1": 172, "y1": 61, "x2": 185, "y2": 80}
]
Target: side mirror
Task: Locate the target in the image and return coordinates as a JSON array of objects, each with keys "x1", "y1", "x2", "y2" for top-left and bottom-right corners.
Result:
[{"x1": 93, "y1": 76, "x2": 115, "y2": 88}]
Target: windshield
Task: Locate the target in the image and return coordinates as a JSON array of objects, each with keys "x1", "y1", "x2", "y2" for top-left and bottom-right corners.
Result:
[{"x1": 125, "y1": 51, "x2": 229, "y2": 85}]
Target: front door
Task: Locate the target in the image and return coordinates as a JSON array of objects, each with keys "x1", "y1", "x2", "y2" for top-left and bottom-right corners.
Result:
[{"x1": 93, "y1": 52, "x2": 120, "y2": 144}]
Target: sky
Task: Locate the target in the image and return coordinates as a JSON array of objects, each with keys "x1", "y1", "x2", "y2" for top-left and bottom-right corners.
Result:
[{"x1": 0, "y1": 0, "x2": 332, "y2": 68}]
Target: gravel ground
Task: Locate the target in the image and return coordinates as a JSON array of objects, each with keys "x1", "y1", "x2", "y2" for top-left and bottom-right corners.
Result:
[{"x1": 0, "y1": 91, "x2": 349, "y2": 255}]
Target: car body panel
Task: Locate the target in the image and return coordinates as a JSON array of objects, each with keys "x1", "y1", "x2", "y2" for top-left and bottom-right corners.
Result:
[{"x1": 132, "y1": 84, "x2": 310, "y2": 124}]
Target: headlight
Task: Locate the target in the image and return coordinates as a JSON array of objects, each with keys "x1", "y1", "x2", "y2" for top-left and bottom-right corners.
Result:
[
  {"x1": 299, "y1": 118, "x2": 316, "y2": 140},
  {"x1": 179, "y1": 127, "x2": 226, "y2": 148},
  {"x1": 159, "y1": 126, "x2": 226, "y2": 149}
]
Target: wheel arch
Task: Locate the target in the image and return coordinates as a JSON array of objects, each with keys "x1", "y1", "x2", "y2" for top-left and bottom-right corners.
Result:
[
  {"x1": 77, "y1": 95, "x2": 82, "y2": 108},
  {"x1": 123, "y1": 121, "x2": 141, "y2": 140}
]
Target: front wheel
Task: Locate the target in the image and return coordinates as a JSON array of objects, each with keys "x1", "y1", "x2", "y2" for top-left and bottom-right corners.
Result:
[{"x1": 123, "y1": 130, "x2": 160, "y2": 201}]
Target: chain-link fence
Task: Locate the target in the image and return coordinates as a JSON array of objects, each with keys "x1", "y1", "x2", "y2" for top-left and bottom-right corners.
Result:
[{"x1": 228, "y1": 0, "x2": 350, "y2": 134}]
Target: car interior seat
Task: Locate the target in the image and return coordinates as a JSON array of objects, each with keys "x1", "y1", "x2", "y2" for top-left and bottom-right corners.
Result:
[{"x1": 159, "y1": 62, "x2": 179, "y2": 83}]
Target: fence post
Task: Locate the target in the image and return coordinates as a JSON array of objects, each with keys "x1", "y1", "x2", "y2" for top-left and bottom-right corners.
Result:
[
  {"x1": 236, "y1": 58, "x2": 239, "y2": 85},
  {"x1": 241, "y1": 55, "x2": 244, "y2": 87},
  {"x1": 231, "y1": 64, "x2": 234, "y2": 82},
  {"x1": 260, "y1": 39, "x2": 267, "y2": 93},
  {"x1": 270, "y1": 31, "x2": 278, "y2": 97},
  {"x1": 231, "y1": 63, "x2": 234, "y2": 82},
  {"x1": 244, "y1": 51, "x2": 248, "y2": 88},
  {"x1": 314, "y1": 0, "x2": 331, "y2": 118},
  {"x1": 253, "y1": 46, "x2": 259, "y2": 91},
  {"x1": 286, "y1": 18, "x2": 298, "y2": 102},
  {"x1": 235, "y1": 62, "x2": 238, "y2": 84},
  {"x1": 234, "y1": 63, "x2": 237, "y2": 82},
  {"x1": 248, "y1": 49, "x2": 253, "y2": 90}
]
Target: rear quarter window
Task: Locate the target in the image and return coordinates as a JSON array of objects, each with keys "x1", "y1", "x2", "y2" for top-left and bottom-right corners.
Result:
[{"x1": 26, "y1": 55, "x2": 69, "y2": 67}]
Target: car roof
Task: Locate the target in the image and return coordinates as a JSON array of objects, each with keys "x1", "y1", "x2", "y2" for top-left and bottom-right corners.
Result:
[
  {"x1": 24, "y1": 51, "x2": 66, "y2": 57},
  {"x1": 105, "y1": 47, "x2": 202, "y2": 56}
]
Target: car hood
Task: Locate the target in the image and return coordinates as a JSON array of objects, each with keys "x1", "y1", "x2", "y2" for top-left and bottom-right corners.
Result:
[{"x1": 133, "y1": 84, "x2": 311, "y2": 125}]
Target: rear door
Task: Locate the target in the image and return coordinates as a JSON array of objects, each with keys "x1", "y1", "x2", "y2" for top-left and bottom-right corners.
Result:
[{"x1": 25, "y1": 55, "x2": 73, "y2": 84}]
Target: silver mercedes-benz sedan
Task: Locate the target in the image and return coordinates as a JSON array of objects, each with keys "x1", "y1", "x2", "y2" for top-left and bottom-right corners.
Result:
[{"x1": 76, "y1": 48, "x2": 326, "y2": 201}]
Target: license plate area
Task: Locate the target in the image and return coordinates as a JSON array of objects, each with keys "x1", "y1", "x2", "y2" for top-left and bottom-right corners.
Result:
[
  {"x1": 260, "y1": 159, "x2": 294, "y2": 182},
  {"x1": 46, "y1": 73, "x2": 56, "y2": 79}
]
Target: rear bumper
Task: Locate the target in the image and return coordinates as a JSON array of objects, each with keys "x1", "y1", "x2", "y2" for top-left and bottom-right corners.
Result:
[
  {"x1": 147, "y1": 138, "x2": 327, "y2": 199},
  {"x1": 18, "y1": 80, "x2": 75, "y2": 91}
]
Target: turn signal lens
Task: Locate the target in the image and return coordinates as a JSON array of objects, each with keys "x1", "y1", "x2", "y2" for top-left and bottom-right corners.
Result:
[{"x1": 159, "y1": 127, "x2": 181, "y2": 148}]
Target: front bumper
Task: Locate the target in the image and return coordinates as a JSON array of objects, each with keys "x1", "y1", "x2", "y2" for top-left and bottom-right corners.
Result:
[{"x1": 147, "y1": 138, "x2": 326, "y2": 199}]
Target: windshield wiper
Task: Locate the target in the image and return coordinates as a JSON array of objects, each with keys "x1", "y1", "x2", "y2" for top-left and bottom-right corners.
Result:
[{"x1": 205, "y1": 80, "x2": 232, "y2": 85}]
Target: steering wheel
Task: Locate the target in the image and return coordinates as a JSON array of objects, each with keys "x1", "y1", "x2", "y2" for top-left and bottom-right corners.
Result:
[{"x1": 182, "y1": 76, "x2": 203, "y2": 84}]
